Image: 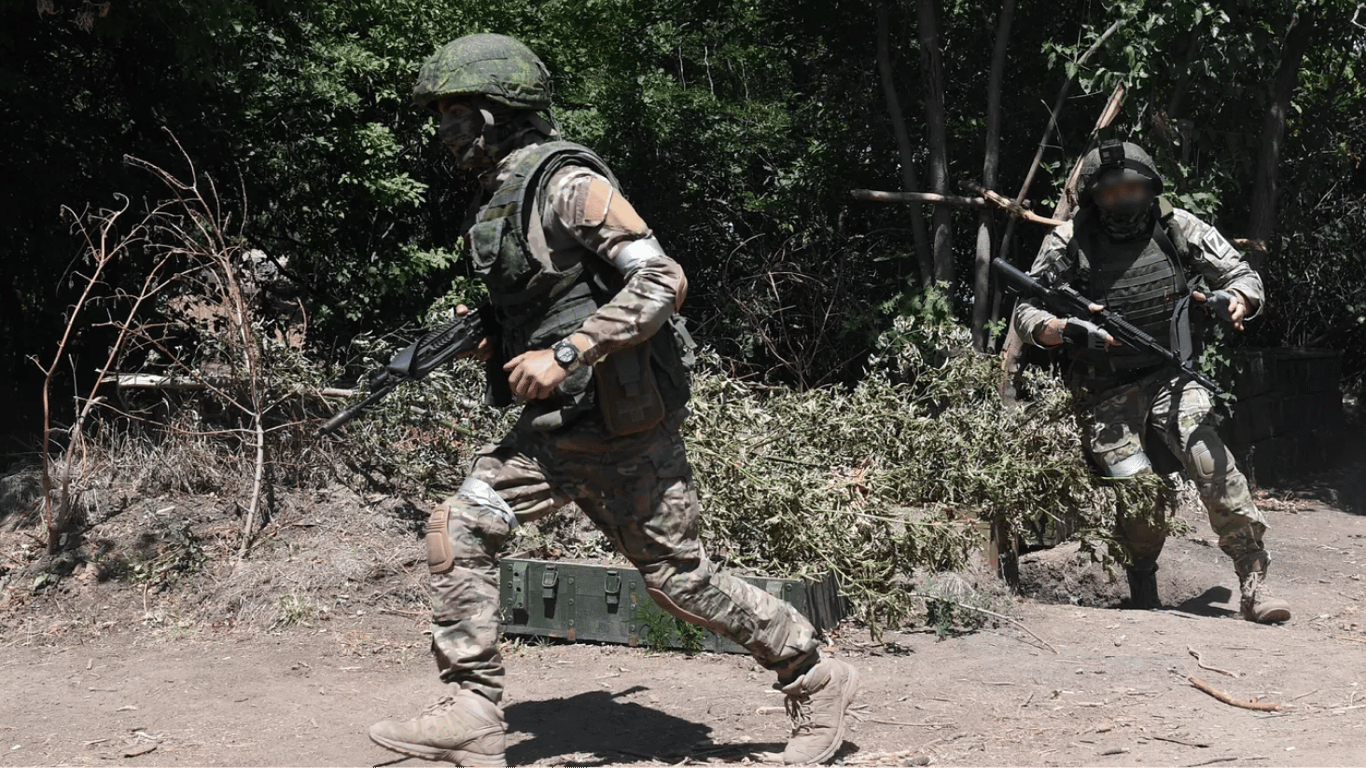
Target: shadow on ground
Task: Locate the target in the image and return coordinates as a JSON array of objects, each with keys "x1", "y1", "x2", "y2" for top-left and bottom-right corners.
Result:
[{"x1": 506, "y1": 686, "x2": 785, "y2": 764}]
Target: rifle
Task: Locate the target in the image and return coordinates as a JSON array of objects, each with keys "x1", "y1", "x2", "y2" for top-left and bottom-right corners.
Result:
[
  {"x1": 991, "y1": 257, "x2": 1224, "y2": 397},
  {"x1": 317, "y1": 307, "x2": 490, "y2": 436}
]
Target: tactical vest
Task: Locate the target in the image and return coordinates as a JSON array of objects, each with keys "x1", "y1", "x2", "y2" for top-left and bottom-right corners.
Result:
[
  {"x1": 466, "y1": 140, "x2": 694, "y2": 431},
  {"x1": 1066, "y1": 198, "x2": 1201, "y2": 374}
]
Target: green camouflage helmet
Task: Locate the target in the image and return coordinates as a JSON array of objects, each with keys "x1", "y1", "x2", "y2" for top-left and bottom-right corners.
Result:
[
  {"x1": 1078, "y1": 140, "x2": 1164, "y2": 207},
  {"x1": 413, "y1": 33, "x2": 552, "y2": 112}
]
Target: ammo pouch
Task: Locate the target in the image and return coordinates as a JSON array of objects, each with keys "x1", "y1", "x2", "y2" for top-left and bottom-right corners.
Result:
[
  {"x1": 594, "y1": 340, "x2": 667, "y2": 436},
  {"x1": 593, "y1": 314, "x2": 695, "y2": 436}
]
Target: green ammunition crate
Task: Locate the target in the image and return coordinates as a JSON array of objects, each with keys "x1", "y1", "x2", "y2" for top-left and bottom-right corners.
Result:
[{"x1": 498, "y1": 558, "x2": 845, "y2": 653}]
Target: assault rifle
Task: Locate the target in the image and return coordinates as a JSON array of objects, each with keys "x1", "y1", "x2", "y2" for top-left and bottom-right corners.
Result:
[
  {"x1": 316, "y1": 307, "x2": 490, "y2": 436},
  {"x1": 992, "y1": 257, "x2": 1225, "y2": 397}
]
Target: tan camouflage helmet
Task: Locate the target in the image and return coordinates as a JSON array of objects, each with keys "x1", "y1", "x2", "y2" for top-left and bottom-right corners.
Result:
[{"x1": 413, "y1": 33, "x2": 552, "y2": 112}]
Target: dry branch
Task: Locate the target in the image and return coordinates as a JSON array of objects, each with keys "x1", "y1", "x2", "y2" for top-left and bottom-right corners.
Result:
[
  {"x1": 1187, "y1": 646, "x2": 1239, "y2": 678},
  {"x1": 908, "y1": 592, "x2": 1058, "y2": 654},
  {"x1": 1187, "y1": 675, "x2": 1286, "y2": 712},
  {"x1": 852, "y1": 189, "x2": 989, "y2": 207},
  {"x1": 960, "y1": 182, "x2": 1067, "y2": 226},
  {"x1": 854, "y1": 186, "x2": 1067, "y2": 228}
]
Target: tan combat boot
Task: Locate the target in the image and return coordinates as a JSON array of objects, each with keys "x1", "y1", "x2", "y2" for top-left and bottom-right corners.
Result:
[
  {"x1": 369, "y1": 689, "x2": 507, "y2": 767},
  {"x1": 1236, "y1": 551, "x2": 1292, "y2": 624},
  {"x1": 778, "y1": 656, "x2": 859, "y2": 765}
]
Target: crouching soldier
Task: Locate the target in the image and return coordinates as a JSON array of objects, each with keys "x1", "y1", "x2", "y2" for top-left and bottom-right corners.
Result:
[{"x1": 1012, "y1": 140, "x2": 1292, "y2": 624}]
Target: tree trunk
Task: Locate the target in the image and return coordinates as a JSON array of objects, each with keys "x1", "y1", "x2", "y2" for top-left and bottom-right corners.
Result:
[
  {"x1": 971, "y1": 0, "x2": 1016, "y2": 352},
  {"x1": 1248, "y1": 7, "x2": 1315, "y2": 269},
  {"x1": 875, "y1": 0, "x2": 932, "y2": 287},
  {"x1": 996, "y1": 19, "x2": 1125, "y2": 384},
  {"x1": 918, "y1": 0, "x2": 954, "y2": 285}
]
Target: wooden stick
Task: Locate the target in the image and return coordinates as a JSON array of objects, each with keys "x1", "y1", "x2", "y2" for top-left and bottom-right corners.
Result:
[
  {"x1": 1054, "y1": 84, "x2": 1128, "y2": 221},
  {"x1": 908, "y1": 592, "x2": 1058, "y2": 654},
  {"x1": 1151, "y1": 735, "x2": 1211, "y2": 748},
  {"x1": 852, "y1": 189, "x2": 989, "y2": 207},
  {"x1": 1187, "y1": 676, "x2": 1286, "y2": 712},
  {"x1": 962, "y1": 182, "x2": 1069, "y2": 226},
  {"x1": 1014, "y1": 18, "x2": 1127, "y2": 207},
  {"x1": 104, "y1": 373, "x2": 355, "y2": 399},
  {"x1": 1187, "y1": 646, "x2": 1239, "y2": 678}
]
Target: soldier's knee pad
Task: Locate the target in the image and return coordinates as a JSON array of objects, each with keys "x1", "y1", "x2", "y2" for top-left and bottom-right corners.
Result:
[
  {"x1": 426, "y1": 503, "x2": 456, "y2": 574},
  {"x1": 1187, "y1": 425, "x2": 1229, "y2": 483},
  {"x1": 642, "y1": 561, "x2": 714, "y2": 625},
  {"x1": 426, "y1": 478, "x2": 518, "y2": 575}
]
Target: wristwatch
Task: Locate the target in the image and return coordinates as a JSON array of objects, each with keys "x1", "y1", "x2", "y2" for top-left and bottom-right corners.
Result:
[{"x1": 551, "y1": 338, "x2": 582, "y2": 372}]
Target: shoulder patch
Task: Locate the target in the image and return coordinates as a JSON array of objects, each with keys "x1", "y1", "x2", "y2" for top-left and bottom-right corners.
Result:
[{"x1": 1199, "y1": 226, "x2": 1237, "y2": 261}]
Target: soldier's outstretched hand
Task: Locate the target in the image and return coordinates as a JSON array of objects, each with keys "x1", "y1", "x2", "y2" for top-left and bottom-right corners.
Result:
[{"x1": 1192, "y1": 290, "x2": 1250, "y2": 331}]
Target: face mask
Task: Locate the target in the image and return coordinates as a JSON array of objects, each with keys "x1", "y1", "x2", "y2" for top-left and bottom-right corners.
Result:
[
  {"x1": 1097, "y1": 196, "x2": 1153, "y2": 241},
  {"x1": 438, "y1": 109, "x2": 489, "y2": 167}
]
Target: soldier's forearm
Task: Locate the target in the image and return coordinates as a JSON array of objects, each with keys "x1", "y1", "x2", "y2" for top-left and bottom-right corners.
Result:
[
  {"x1": 574, "y1": 269, "x2": 678, "y2": 365},
  {"x1": 1034, "y1": 319, "x2": 1067, "y2": 347}
]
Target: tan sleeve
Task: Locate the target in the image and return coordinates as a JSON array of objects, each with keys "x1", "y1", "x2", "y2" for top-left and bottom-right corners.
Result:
[
  {"x1": 1171, "y1": 208, "x2": 1265, "y2": 319},
  {"x1": 1012, "y1": 222, "x2": 1074, "y2": 347},
  {"x1": 543, "y1": 166, "x2": 686, "y2": 365}
]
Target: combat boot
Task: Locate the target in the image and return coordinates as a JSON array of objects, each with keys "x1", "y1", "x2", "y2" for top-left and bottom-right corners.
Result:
[
  {"x1": 1125, "y1": 564, "x2": 1161, "y2": 610},
  {"x1": 778, "y1": 656, "x2": 859, "y2": 765},
  {"x1": 1236, "y1": 551, "x2": 1292, "y2": 624},
  {"x1": 369, "y1": 689, "x2": 507, "y2": 767}
]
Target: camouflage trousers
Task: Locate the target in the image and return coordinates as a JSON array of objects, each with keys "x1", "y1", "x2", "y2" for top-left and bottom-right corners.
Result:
[
  {"x1": 1078, "y1": 369, "x2": 1269, "y2": 568},
  {"x1": 424, "y1": 408, "x2": 820, "y2": 705}
]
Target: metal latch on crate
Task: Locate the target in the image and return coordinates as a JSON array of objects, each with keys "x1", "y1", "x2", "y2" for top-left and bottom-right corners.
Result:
[
  {"x1": 604, "y1": 570, "x2": 622, "y2": 607},
  {"x1": 541, "y1": 565, "x2": 559, "y2": 600}
]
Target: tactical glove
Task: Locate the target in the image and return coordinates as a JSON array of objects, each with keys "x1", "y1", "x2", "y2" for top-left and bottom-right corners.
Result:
[
  {"x1": 1063, "y1": 318, "x2": 1113, "y2": 351},
  {"x1": 1204, "y1": 290, "x2": 1239, "y2": 322}
]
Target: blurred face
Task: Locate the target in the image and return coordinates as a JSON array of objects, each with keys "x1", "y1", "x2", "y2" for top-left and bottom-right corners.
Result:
[
  {"x1": 434, "y1": 98, "x2": 490, "y2": 169},
  {"x1": 1094, "y1": 179, "x2": 1151, "y2": 211}
]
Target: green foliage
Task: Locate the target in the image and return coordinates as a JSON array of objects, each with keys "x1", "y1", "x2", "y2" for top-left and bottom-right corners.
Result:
[
  {"x1": 634, "y1": 600, "x2": 705, "y2": 655},
  {"x1": 4, "y1": 0, "x2": 1363, "y2": 421},
  {"x1": 678, "y1": 286, "x2": 1181, "y2": 630}
]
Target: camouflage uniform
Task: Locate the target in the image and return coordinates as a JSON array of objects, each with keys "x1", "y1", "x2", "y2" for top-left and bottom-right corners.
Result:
[
  {"x1": 1013, "y1": 206, "x2": 1280, "y2": 607},
  {"x1": 428, "y1": 151, "x2": 820, "y2": 705},
  {"x1": 372, "y1": 36, "x2": 856, "y2": 767}
]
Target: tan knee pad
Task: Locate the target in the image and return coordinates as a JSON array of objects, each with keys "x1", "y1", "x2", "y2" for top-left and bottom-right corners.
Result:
[
  {"x1": 645, "y1": 586, "x2": 712, "y2": 625},
  {"x1": 1187, "y1": 425, "x2": 1227, "y2": 482},
  {"x1": 426, "y1": 504, "x2": 455, "y2": 575}
]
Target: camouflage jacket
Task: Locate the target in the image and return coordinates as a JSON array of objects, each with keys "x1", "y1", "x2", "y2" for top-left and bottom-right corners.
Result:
[
  {"x1": 482, "y1": 141, "x2": 686, "y2": 367},
  {"x1": 1013, "y1": 207, "x2": 1265, "y2": 347}
]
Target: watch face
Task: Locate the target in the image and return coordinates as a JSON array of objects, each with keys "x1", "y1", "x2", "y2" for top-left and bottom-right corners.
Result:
[{"x1": 554, "y1": 343, "x2": 577, "y2": 365}]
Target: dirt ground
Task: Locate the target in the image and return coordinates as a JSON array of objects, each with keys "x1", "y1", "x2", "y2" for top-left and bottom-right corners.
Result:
[{"x1": 3, "y1": 486, "x2": 1366, "y2": 767}]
